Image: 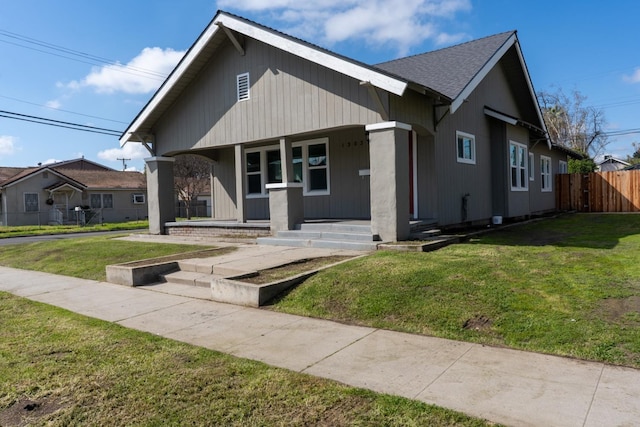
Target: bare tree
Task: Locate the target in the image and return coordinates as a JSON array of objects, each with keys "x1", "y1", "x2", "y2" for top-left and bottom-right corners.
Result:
[
  {"x1": 538, "y1": 88, "x2": 609, "y2": 158},
  {"x1": 173, "y1": 154, "x2": 211, "y2": 219}
]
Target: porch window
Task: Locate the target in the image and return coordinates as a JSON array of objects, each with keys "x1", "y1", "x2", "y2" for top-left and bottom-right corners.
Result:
[
  {"x1": 294, "y1": 138, "x2": 330, "y2": 195},
  {"x1": 510, "y1": 141, "x2": 528, "y2": 191},
  {"x1": 541, "y1": 156, "x2": 552, "y2": 192},
  {"x1": 246, "y1": 151, "x2": 262, "y2": 195},
  {"x1": 24, "y1": 193, "x2": 39, "y2": 212},
  {"x1": 456, "y1": 131, "x2": 475, "y2": 164},
  {"x1": 245, "y1": 138, "x2": 330, "y2": 197}
]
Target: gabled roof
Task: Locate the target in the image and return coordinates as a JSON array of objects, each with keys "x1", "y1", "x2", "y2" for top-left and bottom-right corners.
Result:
[
  {"x1": 120, "y1": 10, "x2": 408, "y2": 145},
  {"x1": 49, "y1": 158, "x2": 115, "y2": 171},
  {"x1": 0, "y1": 164, "x2": 145, "y2": 191},
  {"x1": 375, "y1": 32, "x2": 515, "y2": 109},
  {"x1": 121, "y1": 10, "x2": 548, "y2": 147}
]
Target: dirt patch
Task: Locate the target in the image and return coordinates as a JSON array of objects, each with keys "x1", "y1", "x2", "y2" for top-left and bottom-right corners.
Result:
[
  {"x1": 240, "y1": 256, "x2": 352, "y2": 285},
  {"x1": 597, "y1": 296, "x2": 640, "y2": 324},
  {"x1": 463, "y1": 315, "x2": 493, "y2": 332},
  {"x1": 0, "y1": 397, "x2": 67, "y2": 427}
]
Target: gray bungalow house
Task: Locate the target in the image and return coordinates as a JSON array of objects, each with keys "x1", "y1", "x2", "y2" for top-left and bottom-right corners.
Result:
[
  {"x1": 121, "y1": 10, "x2": 572, "y2": 242},
  {"x1": 0, "y1": 159, "x2": 147, "y2": 226}
]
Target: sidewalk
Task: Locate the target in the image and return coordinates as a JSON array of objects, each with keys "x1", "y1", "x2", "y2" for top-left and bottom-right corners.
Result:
[{"x1": 1, "y1": 264, "x2": 638, "y2": 427}]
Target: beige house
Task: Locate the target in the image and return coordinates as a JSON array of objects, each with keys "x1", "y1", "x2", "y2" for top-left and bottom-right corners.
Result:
[
  {"x1": 121, "y1": 11, "x2": 575, "y2": 243},
  {"x1": 0, "y1": 159, "x2": 147, "y2": 226}
]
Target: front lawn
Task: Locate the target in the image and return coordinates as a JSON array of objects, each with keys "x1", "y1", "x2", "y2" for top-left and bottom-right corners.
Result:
[
  {"x1": 273, "y1": 214, "x2": 640, "y2": 368},
  {"x1": 0, "y1": 293, "x2": 491, "y2": 426},
  {"x1": 0, "y1": 220, "x2": 149, "y2": 238}
]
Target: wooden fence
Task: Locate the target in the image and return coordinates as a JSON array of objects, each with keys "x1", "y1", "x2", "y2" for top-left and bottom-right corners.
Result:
[{"x1": 556, "y1": 170, "x2": 640, "y2": 212}]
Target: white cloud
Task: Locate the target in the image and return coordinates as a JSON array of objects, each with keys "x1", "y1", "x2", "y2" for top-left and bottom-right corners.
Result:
[
  {"x1": 0, "y1": 136, "x2": 17, "y2": 156},
  {"x1": 97, "y1": 142, "x2": 150, "y2": 163},
  {"x1": 46, "y1": 100, "x2": 62, "y2": 109},
  {"x1": 217, "y1": 0, "x2": 471, "y2": 54},
  {"x1": 623, "y1": 68, "x2": 640, "y2": 84},
  {"x1": 68, "y1": 47, "x2": 185, "y2": 94},
  {"x1": 42, "y1": 158, "x2": 63, "y2": 165}
]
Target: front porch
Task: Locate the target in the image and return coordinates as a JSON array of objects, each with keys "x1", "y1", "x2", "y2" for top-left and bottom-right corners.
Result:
[{"x1": 164, "y1": 218, "x2": 438, "y2": 250}]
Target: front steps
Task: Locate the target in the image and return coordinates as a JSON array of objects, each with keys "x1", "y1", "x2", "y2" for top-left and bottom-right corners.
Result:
[{"x1": 257, "y1": 223, "x2": 381, "y2": 251}]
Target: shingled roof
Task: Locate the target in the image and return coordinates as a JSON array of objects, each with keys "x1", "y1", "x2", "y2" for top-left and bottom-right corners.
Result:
[
  {"x1": 0, "y1": 165, "x2": 145, "y2": 190},
  {"x1": 375, "y1": 31, "x2": 516, "y2": 102}
]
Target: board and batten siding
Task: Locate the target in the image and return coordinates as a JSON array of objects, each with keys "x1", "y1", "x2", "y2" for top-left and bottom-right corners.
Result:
[
  {"x1": 153, "y1": 37, "x2": 385, "y2": 156},
  {"x1": 431, "y1": 61, "x2": 526, "y2": 226},
  {"x1": 505, "y1": 124, "x2": 530, "y2": 218},
  {"x1": 528, "y1": 143, "x2": 567, "y2": 214}
]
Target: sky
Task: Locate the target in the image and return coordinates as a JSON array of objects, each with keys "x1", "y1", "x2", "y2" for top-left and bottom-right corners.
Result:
[{"x1": 1, "y1": 0, "x2": 640, "y2": 172}]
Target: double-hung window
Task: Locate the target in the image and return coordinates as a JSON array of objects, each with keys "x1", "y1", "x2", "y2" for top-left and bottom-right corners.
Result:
[
  {"x1": 245, "y1": 138, "x2": 330, "y2": 197},
  {"x1": 559, "y1": 160, "x2": 568, "y2": 174},
  {"x1": 510, "y1": 141, "x2": 528, "y2": 191},
  {"x1": 540, "y1": 156, "x2": 552, "y2": 192},
  {"x1": 456, "y1": 131, "x2": 476, "y2": 164},
  {"x1": 529, "y1": 153, "x2": 535, "y2": 181},
  {"x1": 91, "y1": 194, "x2": 113, "y2": 209}
]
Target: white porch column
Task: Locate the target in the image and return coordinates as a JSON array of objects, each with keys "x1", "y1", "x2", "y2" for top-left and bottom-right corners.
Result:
[
  {"x1": 366, "y1": 121, "x2": 411, "y2": 241},
  {"x1": 145, "y1": 156, "x2": 175, "y2": 235},
  {"x1": 234, "y1": 144, "x2": 247, "y2": 223}
]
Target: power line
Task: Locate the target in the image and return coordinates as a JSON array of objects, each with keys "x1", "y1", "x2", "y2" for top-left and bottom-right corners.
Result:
[
  {"x1": 0, "y1": 94, "x2": 129, "y2": 125},
  {"x1": 0, "y1": 29, "x2": 168, "y2": 81},
  {"x1": 0, "y1": 109, "x2": 122, "y2": 136}
]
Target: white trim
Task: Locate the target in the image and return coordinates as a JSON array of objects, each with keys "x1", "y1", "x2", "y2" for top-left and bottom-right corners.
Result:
[
  {"x1": 540, "y1": 155, "x2": 552, "y2": 192},
  {"x1": 237, "y1": 72, "x2": 250, "y2": 101},
  {"x1": 559, "y1": 160, "x2": 568, "y2": 174},
  {"x1": 265, "y1": 182, "x2": 303, "y2": 189},
  {"x1": 451, "y1": 33, "x2": 517, "y2": 113},
  {"x1": 120, "y1": 12, "x2": 407, "y2": 146},
  {"x1": 509, "y1": 140, "x2": 528, "y2": 191},
  {"x1": 365, "y1": 121, "x2": 412, "y2": 132},
  {"x1": 358, "y1": 169, "x2": 370, "y2": 176},
  {"x1": 456, "y1": 131, "x2": 476, "y2": 165},
  {"x1": 412, "y1": 131, "x2": 418, "y2": 220},
  {"x1": 528, "y1": 152, "x2": 535, "y2": 181},
  {"x1": 221, "y1": 14, "x2": 407, "y2": 96},
  {"x1": 484, "y1": 107, "x2": 518, "y2": 125},
  {"x1": 294, "y1": 138, "x2": 330, "y2": 196}
]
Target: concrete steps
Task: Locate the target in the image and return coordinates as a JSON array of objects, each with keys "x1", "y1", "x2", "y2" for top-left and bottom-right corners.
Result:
[
  {"x1": 257, "y1": 223, "x2": 381, "y2": 251},
  {"x1": 161, "y1": 270, "x2": 212, "y2": 287}
]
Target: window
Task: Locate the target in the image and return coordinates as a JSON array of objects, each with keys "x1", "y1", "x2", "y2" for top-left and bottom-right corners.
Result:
[
  {"x1": 24, "y1": 193, "x2": 39, "y2": 212},
  {"x1": 91, "y1": 194, "x2": 113, "y2": 209},
  {"x1": 456, "y1": 131, "x2": 476, "y2": 164},
  {"x1": 510, "y1": 141, "x2": 528, "y2": 191},
  {"x1": 541, "y1": 156, "x2": 552, "y2": 192},
  {"x1": 559, "y1": 160, "x2": 568, "y2": 174},
  {"x1": 244, "y1": 138, "x2": 330, "y2": 197},
  {"x1": 237, "y1": 72, "x2": 250, "y2": 101},
  {"x1": 529, "y1": 153, "x2": 535, "y2": 181},
  {"x1": 132, "y1": 194, "x2": 145, "y2": 204}
]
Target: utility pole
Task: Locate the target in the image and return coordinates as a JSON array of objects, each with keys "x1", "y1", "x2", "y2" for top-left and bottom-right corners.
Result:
[{"x1": 117, "y1": 157, "x2": 131, "y2": 171}]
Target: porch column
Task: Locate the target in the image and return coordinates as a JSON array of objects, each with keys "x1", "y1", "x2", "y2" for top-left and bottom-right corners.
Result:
[
  {"x1": 145, "y1": 156, "x2": 175, "y2": 235},
  {"x1": 267, "y1": 137, "x2": 304, "y2": 232},
  {"x1": 366, "y1": 121, "x2": 411, "y2": 241},
  {"x1": 234, "y1": 144, "x2": 247, "y2": 223}
]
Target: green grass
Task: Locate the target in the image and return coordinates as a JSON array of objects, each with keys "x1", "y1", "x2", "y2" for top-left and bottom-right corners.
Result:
[
  {"x1": 273, "y1": 214, "x2": 640, "y2": 368},
  {"x1": 0, "y1": 293, "x2": 492, "y2": 426},
  {"x1": 0, "y1": 220, "x2": 149, "y2": 238},
  {"x1": 0, "y1": 235, "x2": 208, "y2": 281}
]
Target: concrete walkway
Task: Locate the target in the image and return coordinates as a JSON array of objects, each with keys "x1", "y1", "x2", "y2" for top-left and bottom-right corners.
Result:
[{"x1": 1, "y1": 265, "x2": 639, "y2": 426}]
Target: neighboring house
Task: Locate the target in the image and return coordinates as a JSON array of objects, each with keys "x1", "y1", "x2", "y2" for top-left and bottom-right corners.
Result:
[
  {"x1": 121, "y1": 10, "x2": 575, "y2": 241},
  {"x1": 0, "y1": 159, "x2": 147, "y2": 226},
  {"x1": 597, "y1": 155, "x2": 630, "y2": 172}
]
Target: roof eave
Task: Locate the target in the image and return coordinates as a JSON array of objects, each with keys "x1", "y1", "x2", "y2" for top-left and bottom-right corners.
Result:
[{"x1": 120, "y1": 10, "x2": 409, "y2": 146}]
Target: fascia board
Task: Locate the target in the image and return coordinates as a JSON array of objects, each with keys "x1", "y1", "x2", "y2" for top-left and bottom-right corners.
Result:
[
  {"x1": 450, "y1": 33, "x2": 517, "y2": 114},
  {"x1": 120, "y1": 12, "x2": 408, "y2": 146},
  {"x1": 221, "y1": 14, "x2": 407, "y2": 96},
  {"x1": 120, "y1": 18, "x2": 222, "y2": 146}
]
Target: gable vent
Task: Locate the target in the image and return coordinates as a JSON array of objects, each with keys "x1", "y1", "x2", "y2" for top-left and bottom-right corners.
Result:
[{"x1": 237, "y1": 72, "x2": 250, "y2": 101}]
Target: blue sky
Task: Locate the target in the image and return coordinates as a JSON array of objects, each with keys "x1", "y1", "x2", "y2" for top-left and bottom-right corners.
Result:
[{"x1": 1, "y1": 1, "x2": 639, "y2": 172}]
